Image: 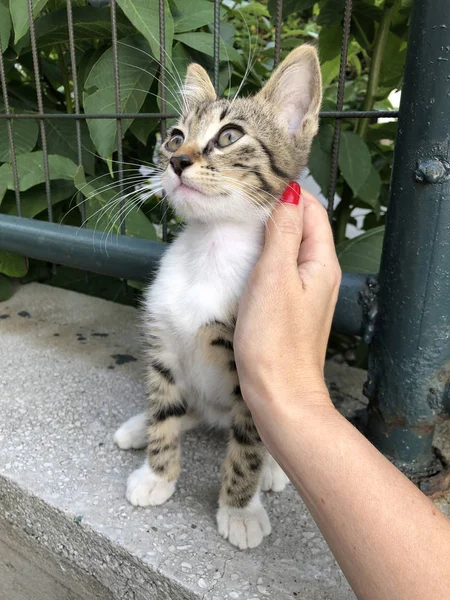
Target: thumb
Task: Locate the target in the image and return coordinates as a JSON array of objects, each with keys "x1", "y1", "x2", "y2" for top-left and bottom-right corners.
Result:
[{"x1": 262, "y1": 181, "x2": 303, "y2": 265}]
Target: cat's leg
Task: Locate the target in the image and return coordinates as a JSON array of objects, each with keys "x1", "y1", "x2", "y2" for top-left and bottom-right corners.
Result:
[
  {"x1": 260, "y1": 452, "x2": 290, "y2": 492},
  {"x1": 217, "y1": 393, "x2": 271, "y2": 550},
  {"x1": 114, "y1": 409, "x2": 200, "y2": 450},
  {"x1": 126, "y1": 361, "x2": 187, "y2": 507}
]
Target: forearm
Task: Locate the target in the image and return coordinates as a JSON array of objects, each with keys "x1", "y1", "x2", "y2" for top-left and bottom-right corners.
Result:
[{"x1": 248, "y1": 390, "x2": 450, "y2": 600}]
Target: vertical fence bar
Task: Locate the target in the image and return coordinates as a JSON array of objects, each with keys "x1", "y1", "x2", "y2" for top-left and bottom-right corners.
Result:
[
  {"x1": 327, "y1": 0, "x2": 353, "y2": 222},
  {"x1": 365, "y1": 0, "x2": 450, "y2": 479},
  {"x1": 213, "y1": 0, "x2": 220, "y2": 93},
  {"x1": 27, "y1": 0, "x2": 52, "y2": 222},
  {"x1": 0, "y1": 47, "x2": 21, "y2": 216},
  {"x1": 66, "y1": 0, "x2": 86, "y2": 225},
  {"x1": 274, "y1": 0, "x2": 283, "y2": 68},
  {"x1": 159, "y1": 0, "x2": 168, "y2": 242},
  {"x1": 110, "y1": 0, "x2": 125, "y2": 235}
]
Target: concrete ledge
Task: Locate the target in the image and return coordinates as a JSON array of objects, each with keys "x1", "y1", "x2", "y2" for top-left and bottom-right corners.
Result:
[{"x1": 0, "y1": 283, "x2": 447, "y2": 600}]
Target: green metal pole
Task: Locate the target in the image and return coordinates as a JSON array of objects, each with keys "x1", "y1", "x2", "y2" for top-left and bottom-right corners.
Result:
[{"x1": 365, "y1": 0, "x2": 450, "y2": 478}]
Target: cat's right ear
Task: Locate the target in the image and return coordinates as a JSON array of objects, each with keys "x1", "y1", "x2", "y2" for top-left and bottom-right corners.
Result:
[
  {"x1": 256, "y1": 45, "x2": 321, "y2": 140},
  {"x1": 183, "y1": 64, "x2": 216, "y2": 111}
]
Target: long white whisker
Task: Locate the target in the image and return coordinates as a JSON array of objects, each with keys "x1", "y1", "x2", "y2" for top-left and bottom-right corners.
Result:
[
  {"x1": 102, "y1": 86, "x2": 182, "y2": 116},
  {"x1": 117, "y1": 40, "x2": 185, "y2": 101},
  {"x1": 118, "y1": 36, "x2": 189, "y2": 116},
  {"x1": 77, "y1": 180, "x2": 162, "y2": 232},
  {"x1": 106, "y1": 187, "x2": 164, "y2": 246},
  {"x1": 230, "y1": 7, "x2": 257, "y2": 105}
]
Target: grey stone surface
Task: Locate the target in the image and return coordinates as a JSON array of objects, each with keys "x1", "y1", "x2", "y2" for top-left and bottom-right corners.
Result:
[{"x1": 0, "y1": 283, "x2": 447, "y2": 599}]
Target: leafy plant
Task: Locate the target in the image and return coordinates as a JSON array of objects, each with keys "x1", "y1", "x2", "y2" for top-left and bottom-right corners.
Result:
[{"x1": 0, "y1": 0, "x2": 409, "y2": 302}]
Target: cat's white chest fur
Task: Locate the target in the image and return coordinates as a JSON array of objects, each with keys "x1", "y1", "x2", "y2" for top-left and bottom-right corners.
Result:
[
  {"x1": 146, "y1": 221, "x2": 263, "y2": 335},
  {"x1": 143, "y1": 221, "x2": 263, "y2": 423}
]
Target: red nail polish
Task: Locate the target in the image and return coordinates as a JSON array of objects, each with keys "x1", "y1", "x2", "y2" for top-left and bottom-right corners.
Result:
[{"x1": 280, "y1": 181, "x2": 301, "y2": 205}]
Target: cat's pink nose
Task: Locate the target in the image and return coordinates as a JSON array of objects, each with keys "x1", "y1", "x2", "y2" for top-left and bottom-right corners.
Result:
[{"x1": 170, "y1": 154, "x2": 193, "y2": 177}]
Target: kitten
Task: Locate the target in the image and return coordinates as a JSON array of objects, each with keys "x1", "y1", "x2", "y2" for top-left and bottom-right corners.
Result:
[{"x1": 114, "y1": 45, "x2": 322, "y2": 550}]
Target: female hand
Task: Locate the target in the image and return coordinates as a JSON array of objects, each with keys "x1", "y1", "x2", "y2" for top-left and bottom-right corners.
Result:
[
  {"x1": 235, "y1": 183, "x2": 341, "y2": 413},
  {"x1": 235, "y1": 184, "x2": 450, "y2": 600}
]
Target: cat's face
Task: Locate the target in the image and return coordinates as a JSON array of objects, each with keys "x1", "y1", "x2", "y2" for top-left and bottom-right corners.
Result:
[{"x1": 159, "y1": 45, "x2": 322, "y2": 225}]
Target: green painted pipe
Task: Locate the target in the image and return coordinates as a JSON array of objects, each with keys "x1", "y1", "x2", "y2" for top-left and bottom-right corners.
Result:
[
  {"x1": 0, "y1": 214, "x2": 165, "y2": 282},
  {"x1": 0, "y1": 213, "x2": 369, "y2": 336}
]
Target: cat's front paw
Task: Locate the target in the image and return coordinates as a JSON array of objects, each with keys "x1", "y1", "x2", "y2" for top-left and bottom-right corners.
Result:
[
  {"x1": 217, "y1": 496, "x2": 271, "y2": 550},
  {"x1": 260, "y1": 455, "x2": 290, "y2": 492},
  {"x1": 126, "y1": 462, "x2": 176, "y2": 506},
  {"x1": 114, "y1": 412, "x2": 148, "y2": 450}
]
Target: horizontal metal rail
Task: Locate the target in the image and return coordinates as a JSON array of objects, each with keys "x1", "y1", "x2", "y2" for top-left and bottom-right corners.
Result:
[
  {"x1": 0, "y1": 111, "x2": 400, "y2": 120},
  {"x1": 0, "y1": 214, "x2": 369, "y2": 335},
  {"x1": 0, "y1": 214, "x2": 164, "y2": 282}
]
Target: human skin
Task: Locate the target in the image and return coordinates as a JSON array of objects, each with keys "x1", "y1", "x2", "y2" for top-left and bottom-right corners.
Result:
[{"x1": 235, "y1": 184, "x2": 450, "y2": 600}]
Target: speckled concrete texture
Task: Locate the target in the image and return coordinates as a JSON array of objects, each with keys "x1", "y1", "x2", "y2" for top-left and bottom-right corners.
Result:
[{"x1": 0, "y1": 283, "x2": 446, "y2": 599}]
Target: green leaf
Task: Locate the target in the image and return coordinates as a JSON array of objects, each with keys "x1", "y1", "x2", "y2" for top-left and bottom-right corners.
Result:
[
  {"x1": 0, "y1": 275, "x2": 13, "y2": 301},
  {"x1": 161, "y1": 41, "x2": 190, "y2": 121},
  {"x1": 0, "y1": 152, "x2": 78, "y2": 192},
  {"x1": 0, "y1": 1, "x2": 11, "y2": 51},
  {"x1": 268, "y1": 0, "x2": 315, "y2": 19},
  {"x1": 0, "y1": 119, "x2": 39, "y2": 162},
  {"x1": 1, "y1": 181, "x2": 76, "y2": 218},
  {"x1": 174, "y1": 32, "x2": 241, "y2": 63},
  {"x1": 317, "y1": 0, "x2": 345, "y2": 27},
  {"x1": 379, "y1": 32, "x2": 406, "y2": 89},
  {"x1": 83, "y1": 38, "x2": 156, "y2": 159},
  {"x1": 321, "y1": 55, "x2": 341, "y2": 87},
  {"x1": 129, "y1": 90, "x2": 159, "y2": 145},
  {"x1": 172, "y1": 0, "x2": 226, "y2": 33},
  {"x1": 117, "y1": 0, "x2": 173, "y2": 61},
  {"x1": 0, "y1": 182, "x2": 7, "y2": 205},
  {"x1": 0, "y1": 250, "x2": 28, "y2": 277},
  {"x1": 319, "y1": 22, "x2": 342, "y2": 63},
  {"x1": 338, "y1": 131, "x2": 372, "y2": 196},
  {"x1": 30, "y1": 6, "x2": 134, "y2": 49},
  {"x1": 45, "y1": 119, "x2": 95, "y2": 175},
  {"x1": 77, "y1": 47, "x2": 108, "y2": 96},
  {"x1": 356, "y1": 166, "x2": 381, "y2": 210},
  {"x1": 74, "y1": 166, "x2": 157, "y2": 240},
  {"x1": 365, "y1": 122, "x2": 398, "y2": 145},
  {"x1": 10, "y1": 0, "x2": 49, "y2": 44},
  {"x1": 308, "y1": 124, "x2": 334, "y2": 196},
  {"x1": 336, "y1": 226, "x2": 385, "y2": 273}
]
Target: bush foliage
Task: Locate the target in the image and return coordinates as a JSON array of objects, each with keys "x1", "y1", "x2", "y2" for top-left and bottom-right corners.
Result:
[{"x1": 0, "y1": 0, "x2": 410, "y2": 302}]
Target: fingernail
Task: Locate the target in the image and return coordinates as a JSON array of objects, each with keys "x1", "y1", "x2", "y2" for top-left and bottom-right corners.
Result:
[{"x1": 280, "y1": 181, "x2": 301, "y2": 205}]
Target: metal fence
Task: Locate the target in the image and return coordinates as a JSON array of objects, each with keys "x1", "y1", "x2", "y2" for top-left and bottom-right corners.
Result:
[{"x1": 0, "y1": 0, "x2": 449, "y2": 486}]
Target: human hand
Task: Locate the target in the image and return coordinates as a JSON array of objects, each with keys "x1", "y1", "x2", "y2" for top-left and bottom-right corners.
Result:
[{"x1": 235, "y1": 183, "x2": 341, "y2": 413}]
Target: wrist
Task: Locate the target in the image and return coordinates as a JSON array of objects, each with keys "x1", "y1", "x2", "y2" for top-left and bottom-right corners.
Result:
[{"x1": 240, "y1": 373, "x2": 333, "y2": 416}]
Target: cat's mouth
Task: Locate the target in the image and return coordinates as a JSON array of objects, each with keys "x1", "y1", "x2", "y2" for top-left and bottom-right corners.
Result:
[{"x1": 175, "y1": 178, "x2": 205, "y2": 196}]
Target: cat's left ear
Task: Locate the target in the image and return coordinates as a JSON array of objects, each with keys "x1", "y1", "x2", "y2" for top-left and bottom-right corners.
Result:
[
  {"x1": 183, "y1": 63, "x2": 216, "y2": 111},
  {"x1": 257, "y1": 45, "x2": 321, "y2": 138}
]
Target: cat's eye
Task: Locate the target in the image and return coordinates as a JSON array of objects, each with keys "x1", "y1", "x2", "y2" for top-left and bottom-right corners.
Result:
[
  {"x1": 166, "y1": 132, "x2": 184, "y2": 152},
  {"x1": 217, "y1": 128, "x2": 244, "y2": 148}
]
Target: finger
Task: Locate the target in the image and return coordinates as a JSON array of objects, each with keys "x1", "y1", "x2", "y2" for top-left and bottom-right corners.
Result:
[
  {"x1": 261, "y1": 181, "x2": 304, "y2": 266},
  {"x1": 298, "y1": 188, "x2": 338, "y2": 267}
]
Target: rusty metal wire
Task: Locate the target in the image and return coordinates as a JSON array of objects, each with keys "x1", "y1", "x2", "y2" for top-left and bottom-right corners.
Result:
[
  {"x1": 110, "y1": 0, "x2": 125, "y2": 234},
  {"x1": 27, "y1": 0, "x2": 52, "y2": 223},
  {"x1": 0, "y1": 46, "x2": 21, "y2": 216},
  {"x1": 327, "y1": 0, "x2": 354, "y2": 222},
  {"x1": 213, "y1": 0, "x2": 221, "y2": 93},
  {"x1": 274, "y1": 0, "x2": 283, "y2": 68},
  {"x1": 66, "y1": 0, "x2": 85, "y2": 224},
  {"x1": 0, "y1": 110, "x2": 400, "y2": 121},
  {"x1": 159, "y1": 0, "x2": 168, "y2": 242}
]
